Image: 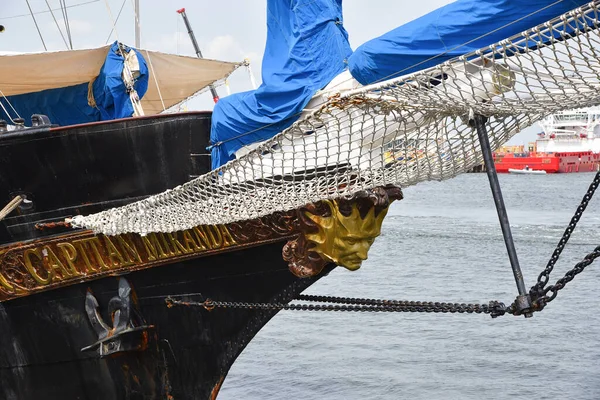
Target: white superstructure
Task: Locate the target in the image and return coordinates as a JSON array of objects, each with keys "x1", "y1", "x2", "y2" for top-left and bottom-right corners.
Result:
[{"x1": 537, "y1": 107, "x2": 600, "y2": 153}]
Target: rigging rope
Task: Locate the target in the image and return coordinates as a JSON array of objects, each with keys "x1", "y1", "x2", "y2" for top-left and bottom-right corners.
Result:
[
  {"x1": 144, "y1": 50, "x2": 166, "y2": 112},
  {"x1": 101, "y1": 2, "x2": 144, "y2": 116},
  {"x1": 24, "y1": 0, "x2": 47, "y2": 51},
  {"x1": 0, "y1": 88, "x2": 21, "y2": 123},
  {"x1": 0, "y1": 100, "x2": 15, "y2": 124},
  {"x1": 3, "y1": 0, "x2": 99, "y2": 20},
  {"x1": 0, "y1": 91, "x2": 20, "y2": 120},
  {"x1": 104, "y1": 0, "x2": 127, "y2": 45},
  {"x1": 0, "y1": 196, "x2": 23, "y2": 222},
  {"x1": 44, "y1": 0, "x2": 69, "y2": 50},
  {"x1": 60, "y1": 0, "x2": 73, "y2": 50},
  {"x1": 128, "y1": 0, "x2": 167, "y2": 112},
  {"x1": 87, "y1": 77, "x2": 98, "y2": 109},
  {"x1": 102, "y1": 0, "x2": 121, "y2": 44}
]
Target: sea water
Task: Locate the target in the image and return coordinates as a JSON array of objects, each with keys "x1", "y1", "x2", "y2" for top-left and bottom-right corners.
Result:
[{"x1": 220, "y1": 172, "x2": 600, "y2": 400}]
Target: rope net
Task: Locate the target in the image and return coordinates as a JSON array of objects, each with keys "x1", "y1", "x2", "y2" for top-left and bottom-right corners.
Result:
[{"x1": 72, "y1": 2, "x2": 600, "y2": 235}]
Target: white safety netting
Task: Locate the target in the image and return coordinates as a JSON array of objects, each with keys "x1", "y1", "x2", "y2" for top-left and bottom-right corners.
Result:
[{"x1": 72, "y1": 2, "x2": 600, "y2": 235}]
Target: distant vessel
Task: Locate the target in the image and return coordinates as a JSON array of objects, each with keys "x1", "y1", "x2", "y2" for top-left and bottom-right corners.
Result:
[
  {"x1": 494, "y1": 107, "x2": 600, "y2": 173},
  {"x1": 508, "y1": 167, "x2": 547, "y2": 175}
]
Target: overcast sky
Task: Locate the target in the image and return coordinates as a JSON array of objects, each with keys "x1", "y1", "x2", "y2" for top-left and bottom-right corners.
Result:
[{"x1": 0, "y1": 0, "x2": 538, "y2": 144}]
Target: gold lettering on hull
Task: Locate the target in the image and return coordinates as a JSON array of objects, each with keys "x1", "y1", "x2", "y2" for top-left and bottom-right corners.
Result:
[
  {"x1": 24, "y1": 248, "x2": 52, "y2": 285},
  {"x1": 0, "y1": 224, "x2": 239, "y2": 301}
]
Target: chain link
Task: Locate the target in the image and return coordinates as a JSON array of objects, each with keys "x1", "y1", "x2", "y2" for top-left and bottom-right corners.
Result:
[
  {"x1": 166, "y1": 296, "x2": 510, "y2": 317},
  {"x1": 529, "y1": 170, "x2": 600, "y2": 310},
  {"x1": 542, "y1": 246, "x2": 600, "y2": 303}
]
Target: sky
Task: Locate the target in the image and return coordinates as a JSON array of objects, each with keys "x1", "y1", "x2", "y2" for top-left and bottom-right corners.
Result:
[{"x1": 0, "y1": 0, "x2": 539, "y2": 144}]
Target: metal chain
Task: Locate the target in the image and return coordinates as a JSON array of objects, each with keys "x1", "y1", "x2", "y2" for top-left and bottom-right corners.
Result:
[
  {"x1": 529, "y1": 170, "x2": 600, "y2": 310},
  {"x1": 296, "y1": 294, "x2": 510, "y2": 316},
  {"x1": 540, "y1": 245, "x2": 600, "y2": 304},
  {"x1": 166, "y1": 296, "x2": 510, "y2": 318}
]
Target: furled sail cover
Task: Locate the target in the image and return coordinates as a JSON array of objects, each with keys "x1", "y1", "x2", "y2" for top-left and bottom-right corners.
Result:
[
  {"x1": 209, "y1": 0, "x2": 353, "y2": 169},
  {"x1": 348, "y1": 0, "x2": 592, "y2": 85},
  {"x1": 0, "y1": 42, "x2": 239, "y2": 126}
]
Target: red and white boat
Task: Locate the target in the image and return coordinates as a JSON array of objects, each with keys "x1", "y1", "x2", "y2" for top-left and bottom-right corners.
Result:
[{"x1": 494, "y1": 107, "x2": 600, "y2": 173}]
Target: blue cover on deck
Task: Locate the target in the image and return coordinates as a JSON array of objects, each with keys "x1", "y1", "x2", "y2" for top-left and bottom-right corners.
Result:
[
  {"x1": 209, "y1": 0, "x2": 352, "y2": 169},
  {"x1": 348, "y1": 0, "x2": 592, "y2": 85},
  {"x1": 0, "y1": 42, "x2": 148, "y2": 126}
]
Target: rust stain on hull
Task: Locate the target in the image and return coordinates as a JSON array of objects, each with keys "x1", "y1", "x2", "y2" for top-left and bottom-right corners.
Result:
[{"x1": 210, "y1": 376, "x2": 225, "y2": 400}]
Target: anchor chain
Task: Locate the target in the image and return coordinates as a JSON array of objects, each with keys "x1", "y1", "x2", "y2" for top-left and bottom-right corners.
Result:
[
  {"x1": 166, "y1": 296, "x2": 510, "y2": 318},
  {"x1": 528, "y1": 170, "x2": 600, "y2": 311},
  {"x1": 165, "y1": 171, "x2": 600, "y2": 319},
  {"x1": 295, "y1": 295, "x2": 510, "y2": 317}
]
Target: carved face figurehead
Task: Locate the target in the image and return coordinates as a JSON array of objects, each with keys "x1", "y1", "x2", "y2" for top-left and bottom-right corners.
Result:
[{"x1": 304, "y1": 200, "x2": 388, "y2": 271}]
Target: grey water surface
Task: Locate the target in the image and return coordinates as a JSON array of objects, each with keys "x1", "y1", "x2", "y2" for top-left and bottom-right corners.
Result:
[{"x1": 220, "y1": 172, "x2": 600, "y2": 400}]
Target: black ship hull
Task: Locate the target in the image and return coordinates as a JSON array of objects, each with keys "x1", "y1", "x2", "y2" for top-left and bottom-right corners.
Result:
[
  {"x1": 0, "y1": 240, "x2": 329, "y2": 400},
  {"x1": 0, "y1": 112, "x2": 318, "y2": 399},
  {"x1": 0, "y1": 112, "x2": 399, "y2": 399},
  {"x1": 0, "y1": 112, "x2": 213, "y2": 243}
]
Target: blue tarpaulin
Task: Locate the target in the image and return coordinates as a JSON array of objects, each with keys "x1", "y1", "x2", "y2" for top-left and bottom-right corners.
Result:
[
  {"x1": 348, "y1": 0, "x2": 593, "y2": 85},
  {"x1": 209, "y1": 0, "x2": 352, "y2": 169},
  {"x1": 210, "y1": 0, "x2": 593, "y2": 169},
  {"x1": 0, "y1": 42, "x2": 148, "y2": 126}
]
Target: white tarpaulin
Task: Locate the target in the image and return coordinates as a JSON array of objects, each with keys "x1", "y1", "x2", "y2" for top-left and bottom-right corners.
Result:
[{"x1": 0, "y1": 45, "x2": 240, "y2": 114}]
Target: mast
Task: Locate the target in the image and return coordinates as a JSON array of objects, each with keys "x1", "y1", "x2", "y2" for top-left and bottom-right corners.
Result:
[
  {"x1": 134, "y1": 0, "x2": 140, "y2": 48},
  {"x1": 177, "y1": 8, "x2": 219, "y2": 103}
]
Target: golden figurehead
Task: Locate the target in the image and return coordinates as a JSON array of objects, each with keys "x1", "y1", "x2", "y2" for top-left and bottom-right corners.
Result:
[
  {"x1": 282, "y1": 186, "x2": 402, "y2": 277},
  {"x1": 304, "y1": 200, "x2": 388, "y2": 270}
]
